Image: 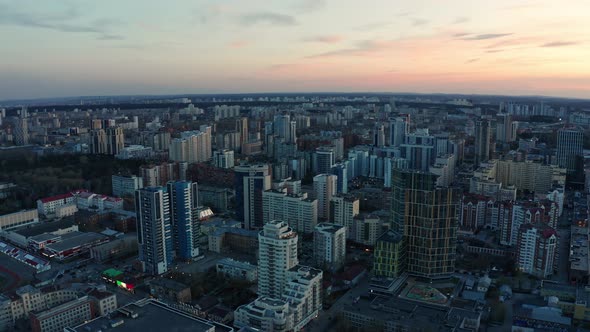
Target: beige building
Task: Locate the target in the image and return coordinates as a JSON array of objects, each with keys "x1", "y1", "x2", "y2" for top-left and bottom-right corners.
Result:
[
  {"x1": 330, "y1": 194, "x2": 359, "y2": 239},
  {"x1": 0, "y1": 209, "x2": 39, "y2": 230},
  {"x1": 262, "y1": 189, "x2": 318, "y2": 234}
]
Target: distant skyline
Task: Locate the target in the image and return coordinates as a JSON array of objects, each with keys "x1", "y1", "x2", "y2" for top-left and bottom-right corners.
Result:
[{"x1": 1, "y1": 0, "x2": 589, "y2": 100}]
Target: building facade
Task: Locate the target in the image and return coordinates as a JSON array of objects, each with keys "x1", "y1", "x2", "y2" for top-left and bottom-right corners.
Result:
[
  {"x1": 313, "y1": 223, "x2": 346, "y2": 271},
  {"x1": 313, "y1": 174, "x2": 337, "y2": 221},
  {"x1": 235, "y1": 164, "x2": 272, "y2": 230},
  {"x1": 258, "y1": 220, "x2": 299, "y2": 299}
]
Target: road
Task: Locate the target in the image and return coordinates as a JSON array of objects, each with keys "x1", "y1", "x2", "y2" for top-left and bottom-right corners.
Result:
[{"x1": 308, "y1": 275, "x2": 371, "y2": 332}]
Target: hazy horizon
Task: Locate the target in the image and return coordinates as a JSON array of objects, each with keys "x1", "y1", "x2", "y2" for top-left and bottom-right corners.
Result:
[{"x1": 1, "y1": 0, "x2": 589, "y2": 100}]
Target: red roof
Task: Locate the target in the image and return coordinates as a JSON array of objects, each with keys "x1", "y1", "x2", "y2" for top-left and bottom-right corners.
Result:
[{"x1": 40, "y1": 193, "x2": 73, "y2": 203}]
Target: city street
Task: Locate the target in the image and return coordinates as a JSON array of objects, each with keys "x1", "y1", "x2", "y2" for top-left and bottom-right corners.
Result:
[{"x1": 309, "y1": 276, "x2": 371, "y2": 332}]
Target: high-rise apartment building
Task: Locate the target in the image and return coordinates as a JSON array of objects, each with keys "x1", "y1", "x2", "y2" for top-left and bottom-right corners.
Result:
[
  {"x1": 167, "y1": 181, "x2": 200, "y2": 260},
  {"x1": 238, "y1": 220, "x2": 322, "y2": 332},
  {"x1": 373, "y1": 123, "x2": 385, "y2": 147},
  {"x1": 111, "y1": 174, "x2": 143, "y2": 197},
  {"x1": 107, "y1": 127, "x2": 125, "y2": 155},
  {"x1": 496, "y1": 113, "x2": 516, "y2": 143},
  {"x1": 235, "y1": 164, "x2": 272, "y2": 230},
  {"x1": 391, "y1": 170, "x2": 459, "y2": 279},
  {"x1": 313, "y1": 223, "x2": 346, "y2": 271},
  {"x1": 374, "y1": 230, "x2": 404, "y2": 278},
  {"x1": 557, "y1": 128, "x2": 583, "y2": 172},
  {"x1": 389, "y1": 116, "x2": 409, "y2": 147},
  {"x1": 313, "y1": 174, "x2": 337, "y2": 221},
  {"x1": 135, "y1": 187, "x2": 174, "y2": 275},
  {"x1": 401, "y1": 128, "x2": 435, "y2": 172},
  {"x1": 330, "y1": 194, "x2": 359, "y2": 239},
  {"x1": 90, "y1": 127, "x2": 124, "y2": 155},
  {"x1": 331, "y1": 163, "x2": 348, "y2": 194},
  {"x1": 273, "y1": 114, "x2": 296, "y2": 143},
  {"x1": 213, "y1": 149, "x2": 235, "y2": 169},
  {"x1": 169, "y1": 127, "x2": 212, "y2": 163},
  {"x1": 314, "y1": 146, "x2": 335, "y2": 175},
  {"x1": 516, "y1": 223, "x2": 558, "y2": 278},
  {"x1": 135, "y1": 181, "x2": 201, "y2": 274},
  {"x1": 12, "y1": 117, "x2": 29, "y2": 146},
  {"x1": 263, "y1": 189, "x2": 318, "y2": 234},
  {"x1": 474, "y1": 119, "x2": 491, "y2": 166},
  {"x1": 258, "y1": 220, "x2": 299, "y2": 299},
  {"x1": 236, "y1": 117, "x2": 249, "y2": 151}
]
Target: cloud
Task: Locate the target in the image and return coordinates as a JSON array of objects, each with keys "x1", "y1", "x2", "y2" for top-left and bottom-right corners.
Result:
[
  {"x1": 0, "y1": 3, "x2": 123, "y2": 40},
  {"x1": 303, "y1": 35, "x2": 343, "y2": 43},
  {"x1": 411, "y1": 18, "x2": 429, "y2": 26},
  {"x1": 229, "y1": 40, "x2": 249, "y2": 48},
  {"x1": 453, "y1": 32, "x2": 470, "y2": 37},
  {"x1": 239, "y1": 12, "x2": 298, "y2": 26},
  {"x1": 353, "y1": 21, "x2": 391, "y2": 31},
  {"x1": 453, "y1": 17, "x2": 470, "y2": 24},
  {"x1": 486, "y1": 49, "x2": 504, "y2": 53},
  {"x1": 460, "y1": 33, "x2": 513, "y2": 40},
  {"x1": 292, "y1": 0, "x2": 327, "y2": 13},
  {"x1": 96, "y1": 34, "x2": 124, "y2": 41},
  {"x1": 306, "y1": 39, "x2": 395, "y2": 58},
  {"x1": 465, "y1": 58, "x2": 479, "y2": 63},
  {"x1": 194, "y1": 4, "x2": 232, "y2": 24},
  {"x1": 541, "y1": 41, "x2": 579, "y2": 47}
]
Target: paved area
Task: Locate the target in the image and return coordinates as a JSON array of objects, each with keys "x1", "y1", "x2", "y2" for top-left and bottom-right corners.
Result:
[
  {"x1": 308, "y1": 275, "x2": 371, "y2": 332},
  {"x1": 0, "y1": 253, "x2": 35, "y2": 291}
]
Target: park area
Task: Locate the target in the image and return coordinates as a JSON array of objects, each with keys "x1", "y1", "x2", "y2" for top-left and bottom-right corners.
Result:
[{"x1": 405, "y1": 284, "x2": 448, "y2": 304}]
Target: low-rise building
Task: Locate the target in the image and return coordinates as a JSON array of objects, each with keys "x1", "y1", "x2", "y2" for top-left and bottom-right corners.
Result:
[
  {"x1": 0, "y1": 209, "x2": 39, "y2": 231},
  {"x1": 340, "y1": 296, "x2": 481, "y2": 331},
  {"x1": 111, "y1": 174, "x2": 143, "y2": 197},
  {"x1": 208, "y1": 227, "x2": 258, "y2": 256},
  {"x1": 0, "y1": 285, "x2": 116, "y2": 332},
  {"x1": 89, "y1": 235, "x2": 138, "y2": 263},
  {"x1": 216, "y1": 258, "x2": 257, "y2": 282},
  {"x1": 43, "y1": 231, "x2": 110, "y2": 261},
  {"x1": 148, "y1": 278, "x2": 192, "y2": 303},
  {"x1": 66, "y1": 299, "x2": 228, "y2": 332},
  {"x1": 234, "y1": 297, "x2": 294, "y2": 332},
  {"x1": 30, "y1": 296, "x2": 95, "y2": 332}
]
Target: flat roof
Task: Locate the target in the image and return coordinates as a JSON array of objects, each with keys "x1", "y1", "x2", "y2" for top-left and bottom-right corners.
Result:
[
  {"x1": 45, "y1": 232, "x2": 107, "y2": 253},
  {"x1": 68, "y1": 299, "x2": 230, "y2": 332},
  {"x1": 13, "y1": 218, "x2": 77, "y2": 237},
  {"x1": 377, "y1": 230, "x2": 403, "y2": 243},
  {"x1": 315, "y1": 222, "x2": 345, "y2": 234}
]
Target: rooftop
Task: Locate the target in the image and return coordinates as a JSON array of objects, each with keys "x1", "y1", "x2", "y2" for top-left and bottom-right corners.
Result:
[
  {"x1": 377, "y1": 230, "x2": 403, "y2": 243},
  {"x1": 211, "y1": 226, "x2": 258, "y2": 238},
  {"x1": 217, "y1": 258, "x2": 257, "y2": 270},
  {"x1": 45, "y1": 231, "x2": 108, "y2": 253},
  {"x1": 149, "y1": 278, "x2": 189, "y2": 291},
  {"x1": 315, "y1": 222, "x2": 345, "y2": 234},
  {"x1": 39, "y1": 193, "x2": 73, "y2": 204},
  {"x1": 67, "y1": 299, "x2": 230, "y2": 332},
  {"x1": 13, "y1": 218, "x2": 77, "y2": 237}
]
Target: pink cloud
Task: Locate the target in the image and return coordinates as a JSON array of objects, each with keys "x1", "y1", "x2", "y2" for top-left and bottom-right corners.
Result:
[{"x1": 229, "y1": 40, "x2": 250, "y2": 48}]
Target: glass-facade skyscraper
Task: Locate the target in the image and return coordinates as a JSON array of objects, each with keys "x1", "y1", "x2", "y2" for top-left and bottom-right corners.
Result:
[{"x1": 390, "y1": 170, "x2": 459, "y2": 279}]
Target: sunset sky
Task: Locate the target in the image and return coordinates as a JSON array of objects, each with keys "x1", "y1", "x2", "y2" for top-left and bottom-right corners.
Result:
[{"x1": 1, "y1": 0, "x2": 589, "y2": 99}]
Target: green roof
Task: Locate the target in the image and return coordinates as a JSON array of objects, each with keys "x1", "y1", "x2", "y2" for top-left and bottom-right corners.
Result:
[{"x1": 102, "y1": 268, "x2": 123, "y2": 278}]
